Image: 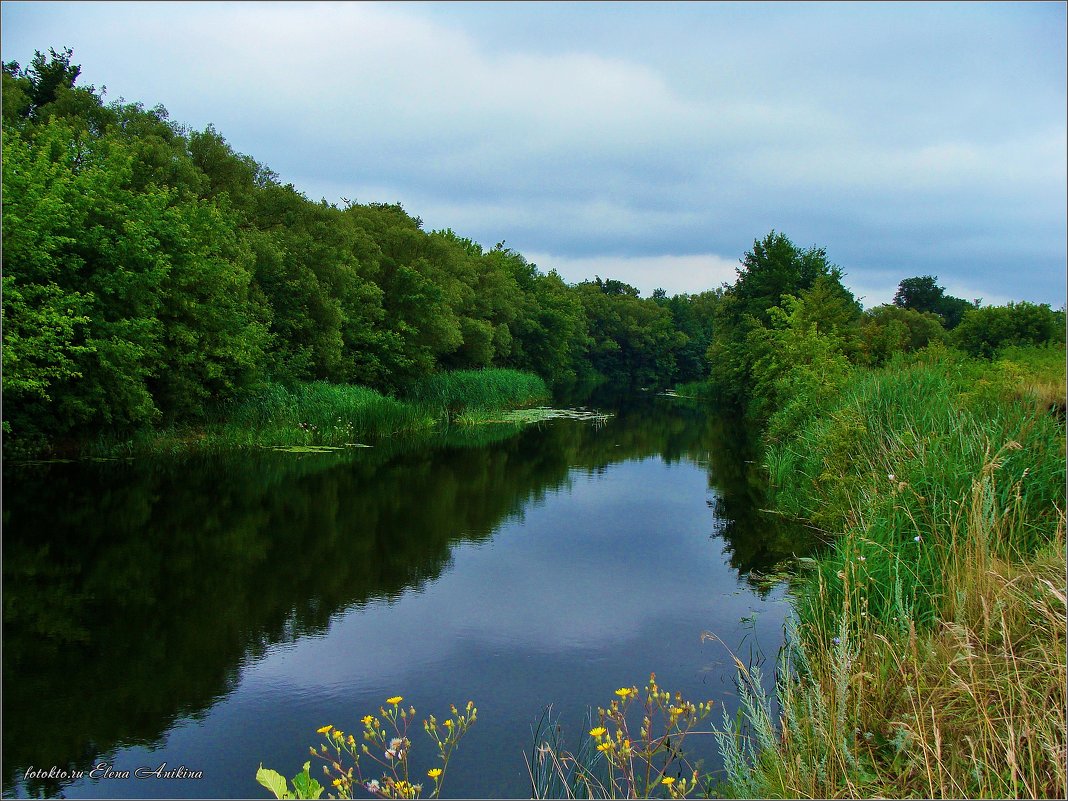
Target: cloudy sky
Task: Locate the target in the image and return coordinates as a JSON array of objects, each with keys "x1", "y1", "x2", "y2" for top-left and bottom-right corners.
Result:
[{"x1": 3, "y1": 1, "x2": 1065, "y2": 306}]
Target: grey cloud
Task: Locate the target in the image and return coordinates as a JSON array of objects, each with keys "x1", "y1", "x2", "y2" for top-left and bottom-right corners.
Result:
[{"x1": 2, "y1": 1, "x2": 1063, "y2": 305}]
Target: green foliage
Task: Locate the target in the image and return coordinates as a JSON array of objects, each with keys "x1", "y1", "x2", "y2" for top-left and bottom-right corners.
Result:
[
  {"x1": 221, "y1": 381, "x2": 437, "y2": 445},
  {"x1": 402, "y1": 369, "x2": 549, "y2": 414},
  {"x1": 952, "y1": 301, "x2": 1063, "y2": 358},
  {"x1": 859, "y1": 304, "x2": 945, "y2": 366},
  {"x1": 1, "y1": 47, "x2": 698, "y2": 453},
  {"x1": 746, "y1": 294, "x2": 854, "y2": 440},
  {"x1": 256, "y1": 763, "x2": 323, "y2": 800},
  {"x1": 707, "y1": 232, "x2": 858, "y2": 408},
  {"x1": 892, "y1": 274, "x2": 974, "y2": 329},
  {"x1": 576, "y1": 280, "x2": 685, "y2": 388},
  {"x1": 766, "y1": 349, "x2": 1064, "y2": 628},
  {"x1": 722, "y1": 350, "x2": 1066, "y2": 799}
]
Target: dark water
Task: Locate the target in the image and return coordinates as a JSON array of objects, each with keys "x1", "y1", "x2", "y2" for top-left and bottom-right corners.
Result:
[{"x1": 3, "y1": 394, "x2": 813, "y2": 799}]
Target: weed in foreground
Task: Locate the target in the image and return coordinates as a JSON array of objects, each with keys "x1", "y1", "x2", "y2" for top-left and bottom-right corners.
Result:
[
  {"x1": 528, "y1": 674, "x2": 714, "y2": 799},
  {"x1": 258, "y1": 697, "x2": 476, "y2": 799}
]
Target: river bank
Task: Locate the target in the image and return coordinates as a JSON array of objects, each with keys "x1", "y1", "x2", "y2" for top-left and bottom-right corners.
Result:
[
  {"x1": 719, "y1": 345, "x2": 1066, "y2": 799},
  {"x1": 9, "y1": 369, "x2": 554, "y2": 460}
]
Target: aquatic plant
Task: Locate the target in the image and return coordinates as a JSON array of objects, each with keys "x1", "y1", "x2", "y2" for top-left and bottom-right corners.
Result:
[{"x1": 402, "y1": 369, "x2": 549, "y2": 414}]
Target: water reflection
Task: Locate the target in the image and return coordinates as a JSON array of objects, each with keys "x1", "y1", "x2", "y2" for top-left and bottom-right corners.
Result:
[{"x1": 2, "y1": 395, "x2": 813, "y2": 798}]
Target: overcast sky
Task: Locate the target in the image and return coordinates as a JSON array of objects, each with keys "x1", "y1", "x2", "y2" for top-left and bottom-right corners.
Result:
[{"x1": 3, "y1": 1, "x2": 1065, "y2": 306}]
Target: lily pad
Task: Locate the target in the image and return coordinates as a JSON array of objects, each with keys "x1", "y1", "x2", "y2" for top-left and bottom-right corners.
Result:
[
  {"x1": 268, "y1": 445, "x2": 346, "y2": 453},
  {"x1": 494, "y1": 407, "x2": 614, "y2": 425}
]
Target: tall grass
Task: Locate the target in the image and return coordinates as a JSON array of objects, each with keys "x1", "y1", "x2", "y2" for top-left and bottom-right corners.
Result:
[
  {"x1": 996, "y1": 343, "x2": 1067, "y2": 413},
  {"x1": 719, "y1": 348, "x2": 1067, "y2": 799},
  {"x1": 211, "y1": 370, "x2": 549, "y2": 448},
  {"x1": 402, "y1": 369, "x2": 549, "y2": 413},
  {"x1": 673, "y1": 379, "x2": 716, "y2": 400},
  {"x1": 220, "y1": 381, "x2": 438, "y2": 444}
]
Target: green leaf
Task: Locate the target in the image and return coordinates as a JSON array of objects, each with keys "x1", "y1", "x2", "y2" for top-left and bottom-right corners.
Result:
[
  {"x1": 291, "y1": 762, "x2": 324, "y2": 799},
  {"x1": 256, "y1": 765, "x2": 293, "y2": 799}
]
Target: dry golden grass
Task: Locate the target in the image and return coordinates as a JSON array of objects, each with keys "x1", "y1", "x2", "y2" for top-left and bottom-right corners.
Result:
[{"x1": 728, "y1": 462, "x2": 1067, "y2": 800}]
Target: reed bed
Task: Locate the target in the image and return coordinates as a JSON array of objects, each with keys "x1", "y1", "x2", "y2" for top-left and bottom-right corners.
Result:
[
  {"x1": 215, "y1": 381, "x2": 438, "y2": 446},
  {"x1": 213, "y1": 370, "x2": 549, "y2": 448},
  {"x1": 402, "y1": 369, "x2": 549, "y2": 413}
]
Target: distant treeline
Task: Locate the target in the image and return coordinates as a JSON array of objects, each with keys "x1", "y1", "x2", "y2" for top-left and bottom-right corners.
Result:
[{"x1": 2, "y1": 48, "x2": 1064, "y2": 448}]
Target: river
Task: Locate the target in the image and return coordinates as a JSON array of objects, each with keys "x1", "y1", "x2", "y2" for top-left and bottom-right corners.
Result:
[{"x1": 2, "y1": 392, "x2": 813, "y2": 798}]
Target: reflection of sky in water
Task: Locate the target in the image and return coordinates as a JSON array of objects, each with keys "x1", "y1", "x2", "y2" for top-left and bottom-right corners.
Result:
[{"x1": 44, "y1": 453, "x2": 792, "y2": 799}]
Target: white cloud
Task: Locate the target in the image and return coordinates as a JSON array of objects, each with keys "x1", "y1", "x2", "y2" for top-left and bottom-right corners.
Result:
[{"x1": 525, "y1": 252, "x2": 739, "y2": 297}]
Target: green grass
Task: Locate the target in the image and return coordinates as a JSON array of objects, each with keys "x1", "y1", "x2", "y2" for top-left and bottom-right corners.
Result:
[
  {"x1": 217, "y1": 381, "x2": 438, "y2": 446},
  {"x1": 402, "y1": 368, "x2": 549, "y2": 413},
  {"x1": 719, "y1": 348, "x2": 1067, "y2": 799},
  {"x1": 995, "y1": 343, "x2": 1066, "y2": 413},
  {"x1": 49, "y1": 370, "x2": 551, "y2": 457},
  {"x1": 672, "y1": 379, "x2": 715, "y2": 400}
]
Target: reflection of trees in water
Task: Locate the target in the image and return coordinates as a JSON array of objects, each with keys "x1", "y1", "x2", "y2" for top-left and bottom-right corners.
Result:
[
  {"x1": 699, "y1": 411, "x2": 820, "y2": 592},
  {"x1": 2, "y1": 397, "x2": 811, "y2": 796}
]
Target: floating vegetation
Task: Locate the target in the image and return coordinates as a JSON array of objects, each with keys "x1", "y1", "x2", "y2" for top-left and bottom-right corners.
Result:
[
  {"x1": 265, "y1": 445, "x2": 349, "y2": 454},
  {"x1": 458, "y1": 406, "x2": 613, "y2": 426}
]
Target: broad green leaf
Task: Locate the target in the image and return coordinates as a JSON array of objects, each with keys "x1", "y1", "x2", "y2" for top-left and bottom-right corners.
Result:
[
  {"x1": 256, "y1": 765, "x2": 293, "y2": 799},
  {"x1": 291, "y1": 762, "x2": 324, "y2": 799}
]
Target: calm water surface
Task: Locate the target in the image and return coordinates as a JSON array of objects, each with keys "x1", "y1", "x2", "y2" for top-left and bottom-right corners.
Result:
[{"x1": 3, "y1": 394, "x2": 813, "y2": 798}]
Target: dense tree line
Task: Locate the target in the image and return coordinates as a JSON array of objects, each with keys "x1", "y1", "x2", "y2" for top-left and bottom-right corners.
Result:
[
  {"x1": 703, "y1": 231, "x2": 1064, "y2": 434},
  {"x1": 1, "y1": 49, "x2": 704, "y2": 446},
  {"x1": 2, "y1": 49, "x2": 1064, "y2": 449}
]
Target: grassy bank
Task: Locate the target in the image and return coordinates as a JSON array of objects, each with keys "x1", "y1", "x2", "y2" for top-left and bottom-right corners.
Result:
[
  {"x1": 61, "y1": 370, "x2": 551, "y2": 457},
  {"x1": 719, "y1": 347, "x2": 1066, "y2": 798},
  {"x1": 213, "y1": 369, "x2": 549, "y2": 448}
]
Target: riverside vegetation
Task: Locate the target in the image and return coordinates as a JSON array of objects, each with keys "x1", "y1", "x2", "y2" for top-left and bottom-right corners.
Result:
[{"x1": 5, "y1": 48, "x2": 1066, "y2": 799}]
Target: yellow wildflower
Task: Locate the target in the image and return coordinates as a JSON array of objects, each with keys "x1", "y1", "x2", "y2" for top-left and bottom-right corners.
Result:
[
  {"x1": 596, "y1": 742, "x2": 612, "y2": 752},
  {"x1": 332, "y1": 779, "x2": 343, "y2": 788},
  {"x1": 332, "y1": 729, "x2": 344, "y2": 739},
  {"x1": 661, "y1": 776, "x2": 676, "y2": 786},
  {"x1": 444, "y1": 719, "x2": 454, "y2": 728},
  {"x1": 614, "y1": 687, "x2": 634, "y2": 698},
  {"x1": 427, "y1": 768, "x2": 443, "y2": 779},
  {"x1": 361, "y1": 715, "x2": 374, "y2": 726},
  {"x1": 588, "y1": 726, "x2": 607, "y2": 738},
  {"x1": 317, "y1": 725, "x2": 333, "y2": 734},
  {"x1": 386, "y1": 696, "x2": 403, "y2": 705}
]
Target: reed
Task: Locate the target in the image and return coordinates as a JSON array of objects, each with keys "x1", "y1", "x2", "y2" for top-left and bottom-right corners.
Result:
[
  {"x1": 215, "y1": 381, "x2": 438, "y2": 445},
  {"x1": 402, "y1": 369, "x2": 549, "y2": 413}
]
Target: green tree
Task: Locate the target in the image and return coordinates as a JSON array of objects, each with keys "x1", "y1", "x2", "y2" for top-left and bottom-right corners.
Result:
[
  {"x1": 707, "y1": 232, "x2": 845, "y2": 405},
  {"x1": 952, "y1": 301, "x2": 1062, "y2": 358},
  {"x1": 746, "y1": 294, "x2": 854, "y2": 439},
  {"x1": 893, "y1": 275, "x2": 973, "y2": 329},
  {"x1": 859, "y1": 304, "x2": 946, "y2": 366}
]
